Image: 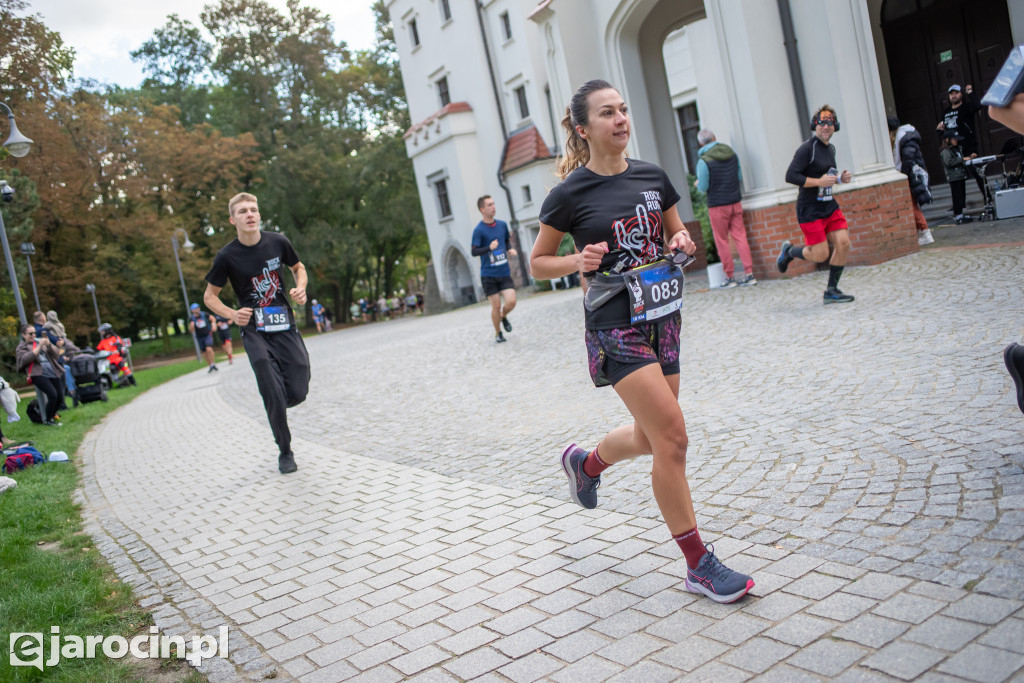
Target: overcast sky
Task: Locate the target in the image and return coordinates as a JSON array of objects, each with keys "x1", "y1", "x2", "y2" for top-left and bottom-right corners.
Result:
[{"x1": 27, "y1": 0, "x2": 378, "y2": 88}]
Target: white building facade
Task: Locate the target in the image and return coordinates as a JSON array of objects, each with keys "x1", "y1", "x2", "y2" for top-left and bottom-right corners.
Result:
[{"x1": 387, "y1": 0, "x2": 1023, "y2": 305}]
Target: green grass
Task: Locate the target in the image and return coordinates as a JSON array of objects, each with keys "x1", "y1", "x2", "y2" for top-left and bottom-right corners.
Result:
[{"x1": 0, "y1": 361, "x2": 206, "y2": 681}]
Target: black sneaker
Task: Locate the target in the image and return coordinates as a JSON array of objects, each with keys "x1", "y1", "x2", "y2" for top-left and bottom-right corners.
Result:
[
  {"x1": 777, "y1": 240, "x2": 793, "y2": 273},
  {"x1": 823, "y1": 287, "x2": 855, "y2": 304},
  {"x1": 209, "y1": 365, "x2": 218, "y2": 373},
  {"x1": 501, "y1": 316, "x2": 512, "y2": 332},
  {"x1": 495, "y1": 332, "x2": 507, "y2": 343},
  {"x1": 278, "y1": 452, "x2": 297, "y2": 474}
]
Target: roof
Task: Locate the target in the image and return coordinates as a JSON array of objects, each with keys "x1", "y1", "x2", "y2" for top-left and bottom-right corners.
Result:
[
  {"x1": 404, "y1": 101, "x2": 473, "y2": 139},
  {"x1": 501, "y1": 125, "x2": 554, "y2": 173}
]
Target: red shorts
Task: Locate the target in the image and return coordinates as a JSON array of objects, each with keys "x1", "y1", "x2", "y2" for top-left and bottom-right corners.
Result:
[{"x1": 799, "y1": 208, "x2": 848, "y2": 246}]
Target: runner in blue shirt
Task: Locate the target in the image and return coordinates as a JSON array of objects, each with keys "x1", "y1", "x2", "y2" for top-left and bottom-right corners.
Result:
[{"x1": 471, "y1": 195, "x2": 517, "y2": 343}]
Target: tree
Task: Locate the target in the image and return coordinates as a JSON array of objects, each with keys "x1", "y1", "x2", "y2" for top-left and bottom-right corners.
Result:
[{"x1": 129, "y1": 14, "x2": 213, "y2": 128}]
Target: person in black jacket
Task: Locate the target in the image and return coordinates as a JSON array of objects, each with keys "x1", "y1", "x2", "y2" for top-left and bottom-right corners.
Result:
[
  {"x1": 888, "y1": 117, "x2": 934, "y2": 245},
  {"x1": 776, "y1": 105, "x2": 855, "y2": 304}
]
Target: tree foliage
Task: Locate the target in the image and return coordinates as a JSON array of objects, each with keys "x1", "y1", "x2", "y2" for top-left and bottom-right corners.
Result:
[{"x1": 0, "y1": 0, "x2": 426, "y2": 373}]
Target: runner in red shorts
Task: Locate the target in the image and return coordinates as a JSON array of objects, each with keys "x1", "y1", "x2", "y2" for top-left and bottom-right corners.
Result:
[{"x1": 776, "y1": 105, "x2": 855, "y2": 304}]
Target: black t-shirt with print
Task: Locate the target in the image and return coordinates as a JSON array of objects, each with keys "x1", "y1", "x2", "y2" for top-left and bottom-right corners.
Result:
[
  {"x1": 785, "y1": 136, "x2": 841, "y2": 224},
  {"x1": 539, "y1": 159, "x2": 681, "y2": 329},
  {"x1": 206, "y1": 231, "x2": 300, "y2": 331}
]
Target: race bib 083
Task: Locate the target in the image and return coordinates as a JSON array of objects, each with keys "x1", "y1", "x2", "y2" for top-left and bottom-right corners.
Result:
[{"x1": 626, "y1": 262, "x2": 684, "y2": 324}]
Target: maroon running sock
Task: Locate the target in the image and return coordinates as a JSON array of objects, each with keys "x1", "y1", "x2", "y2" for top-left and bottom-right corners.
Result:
[
  {"x1": 582, "y1": 445, "x2": 610, "y2": 478},
  {"x1": 673, "y1": 528, "x2": 707, "y2": 569}
]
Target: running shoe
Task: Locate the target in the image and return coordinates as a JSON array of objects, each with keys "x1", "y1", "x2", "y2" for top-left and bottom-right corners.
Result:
[
  {"x1": 738, "y1": 273, "x2": 758, "y2": 286},
  {"x1": 495, "y1": 332, "x2": 507, "y2": 343},
  {"x1": 560, "y1": 443, "x2": 600, "y2": 509},
  {"x1": 1004, "y1": 343, "x2": 1024, "y2": 415},
  {"x1": 685, "y1": 543, "x2": 754, "y2": 604},
  {"x1": 209, "y1": 365, "x2": 219, "y2": 373},
  {"x1": 823, "y1": 288, "x2": 855, "y2": 304},
  {"x1": 502, "y1": 316, "x2": 512, "y2": 332},
  {"x1": 278, "y1": 452, "x2": 297, "y2": 474},
  {"x1": 776, "y1": 240, "x2": 793, "y2": 273},
  {"x1": 719, "y1": 277, "x2": 737, "y2": 289}
]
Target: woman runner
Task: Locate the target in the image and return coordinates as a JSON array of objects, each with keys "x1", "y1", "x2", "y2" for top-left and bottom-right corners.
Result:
[{"x1": 530, "y1": 79, "x2": 753, "y2": 604}]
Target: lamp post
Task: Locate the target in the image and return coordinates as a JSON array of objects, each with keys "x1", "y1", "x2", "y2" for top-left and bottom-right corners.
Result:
[
  {"x1": 172, "y1": 228, "x2": 202, "y2": 362},
  {"x1": 0, "y1": 102, "x2": 33, "y2": 328},
  {"x1": 85, "y1": 283, "x2": 101, "y2": 328},
  {"x1": 20, "y1": 242, "x2": 39, "y2": 313}
]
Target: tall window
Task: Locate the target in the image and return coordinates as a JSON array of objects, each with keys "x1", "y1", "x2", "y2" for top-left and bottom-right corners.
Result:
[
  {"x1": 522, "y1": 184, "x2": 532, "y2": 204},
  {"x1": 437, "y1": 76, "x2": 451, "y2": 108},
  {"x1": 440, "y1": 0, "x2": 451, "y2": 22},
  {"x1": 500, "y1": 11, "x2": 512, "y2": 40},
  {"x1": 676, "y1": 102, "x2": 700, "y2": 174},
  {"x1": 514, "y1": 85, "x2": 529, "y2": 119},
  {"x1": 410, "y1": 18, "x2": 420, "y2": 47},
  {"x1": 435, "y1": 179, "x2": 452, "y2": 218}
]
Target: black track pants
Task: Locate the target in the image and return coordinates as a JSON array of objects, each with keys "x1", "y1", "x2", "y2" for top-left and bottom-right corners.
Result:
[{"x1": 241, "y1": 328, "x2": 310, "y2": 456}]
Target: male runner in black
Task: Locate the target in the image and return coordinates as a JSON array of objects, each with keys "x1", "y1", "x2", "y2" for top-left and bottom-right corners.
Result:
[
  {"x1": 776, "y1": 105, "x2": 855, "y2": 304},
  {"x1": 204, "y1": 192, "x2": 311, "y2": 474}
]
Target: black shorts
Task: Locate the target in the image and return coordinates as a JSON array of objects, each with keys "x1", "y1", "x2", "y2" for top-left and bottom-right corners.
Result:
[
  {"x1": 584, "y1": 312, "x2": 681, "y2": 387},
  {"x1": 482, "y1": 276, "x2": 515, "y2": 297},
  {"x1": 197, "y1": 335, "x2": 215, "y2": 352},
  {"x1": 217, "y1": 328, "x2": 232, "y2": 343}
]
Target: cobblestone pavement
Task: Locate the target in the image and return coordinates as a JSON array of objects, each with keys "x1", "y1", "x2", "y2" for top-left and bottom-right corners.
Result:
[{"x1": 77, "y1": 243, "x2": 1024, "y2": 681}]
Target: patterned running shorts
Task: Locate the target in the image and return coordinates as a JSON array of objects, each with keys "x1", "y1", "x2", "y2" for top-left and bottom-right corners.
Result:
[{"x1": 584, "y1": 312, "x2": 681, "y2": 387}]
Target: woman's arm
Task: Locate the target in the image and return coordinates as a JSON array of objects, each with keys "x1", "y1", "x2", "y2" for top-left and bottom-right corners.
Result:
[
  {"x1": 530, "y1": 223, "x2": 585, "y2": 279},
  {"x1": 661, "y1": 205, "x2": 696, "y2": 255}
]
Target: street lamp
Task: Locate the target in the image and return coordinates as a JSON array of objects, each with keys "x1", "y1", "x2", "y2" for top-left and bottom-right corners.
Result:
[
  {"x1": 0, "y1": 102, "x2": 33, "y2": 158},
  {"x1": 20, "y1": 242, "x2": 39, "y2": 313},
  {"x1": 172, "y1": 228, "x2": 201, "y2": 362},
  {"x1": 0, "y1": 102, "x2": 33, "y2": 328},
  {"x1": 85, "y1": 283, "x2": 101, "y2": 328}
]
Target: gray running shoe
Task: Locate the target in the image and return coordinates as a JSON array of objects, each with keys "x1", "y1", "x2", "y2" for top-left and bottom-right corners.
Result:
[
  {"x1": 738, "y1": 273, "x2": 758, "y2": 286},
  {"x1": 719, "y1": 277, "x2": 737, "y2": 289},
  {"x1": 561, "y1": 443, "x2": 600, "y2": 509},
  {"x1": 685, "y1": 543, "x2": 754, "y2": 603}
]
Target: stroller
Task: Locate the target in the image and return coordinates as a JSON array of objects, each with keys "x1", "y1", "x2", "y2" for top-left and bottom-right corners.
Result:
[{"x1": 69, "y1": 350, "x2": 110, "y2": 403}]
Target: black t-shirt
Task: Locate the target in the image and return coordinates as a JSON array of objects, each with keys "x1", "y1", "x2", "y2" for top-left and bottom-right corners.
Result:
[
  {"x1": 785, "y1": 136, "x2": 841, "y2": 224},
  {"x1": 941, "y1": 93, "x2": 983, "y2": 155},
  {"x1": 205, "y1": 231, "x2": 300, "y2": 331},
  {"x1": 539, "y1": 159, "x2": 681, "y2": 329}
]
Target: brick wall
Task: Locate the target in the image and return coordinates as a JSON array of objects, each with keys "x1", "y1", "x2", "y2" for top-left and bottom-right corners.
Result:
[{"x1": 703, "y1": 179, "x2": 919, "y2": 279}]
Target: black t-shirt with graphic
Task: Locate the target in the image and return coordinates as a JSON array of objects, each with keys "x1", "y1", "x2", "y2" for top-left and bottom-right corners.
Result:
[
  {"x1": 191, "y1": 312, "x2": 213, "y2": 337},
  {"x1": 539, "y1": 159, "x2": 681, "y2": 329},
  {"x1": 785, "y1": 136, "x2": 841, "y2": 224},
  {"x1": 206, "y1": 231, "x2": 300, "y2": 331}
]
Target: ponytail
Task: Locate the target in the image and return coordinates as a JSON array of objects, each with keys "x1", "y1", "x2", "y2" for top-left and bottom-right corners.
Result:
[
  {"x1": 554, "y1": 79, "x2": 616, "y2": 180},
  {"x1": 557, "y1": 107, "x2": 590, "y2": 180}
]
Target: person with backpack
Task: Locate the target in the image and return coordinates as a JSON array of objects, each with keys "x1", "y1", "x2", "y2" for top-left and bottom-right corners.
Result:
[
  {"x1": 888, "y1": 117, "x2": 934, "y2": 245},
  {"x1": 15, "y1": 324, "x2": 64, "y2": 426}
]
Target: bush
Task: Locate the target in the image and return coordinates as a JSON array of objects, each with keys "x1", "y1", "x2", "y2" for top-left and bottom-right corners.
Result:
[{"x1": 687, "y1": 173, "x2": 718, "y2": 264}]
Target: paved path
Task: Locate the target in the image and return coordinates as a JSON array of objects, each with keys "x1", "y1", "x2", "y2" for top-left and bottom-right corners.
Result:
[{"x1": 77, "y1": 240, "x2": 1024, "y2": 682}]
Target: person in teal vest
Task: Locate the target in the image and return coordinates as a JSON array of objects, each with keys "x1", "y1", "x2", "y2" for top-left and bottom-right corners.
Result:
[{"x1": 694, "y1": 130, "x2": 756, "y2": 288}]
